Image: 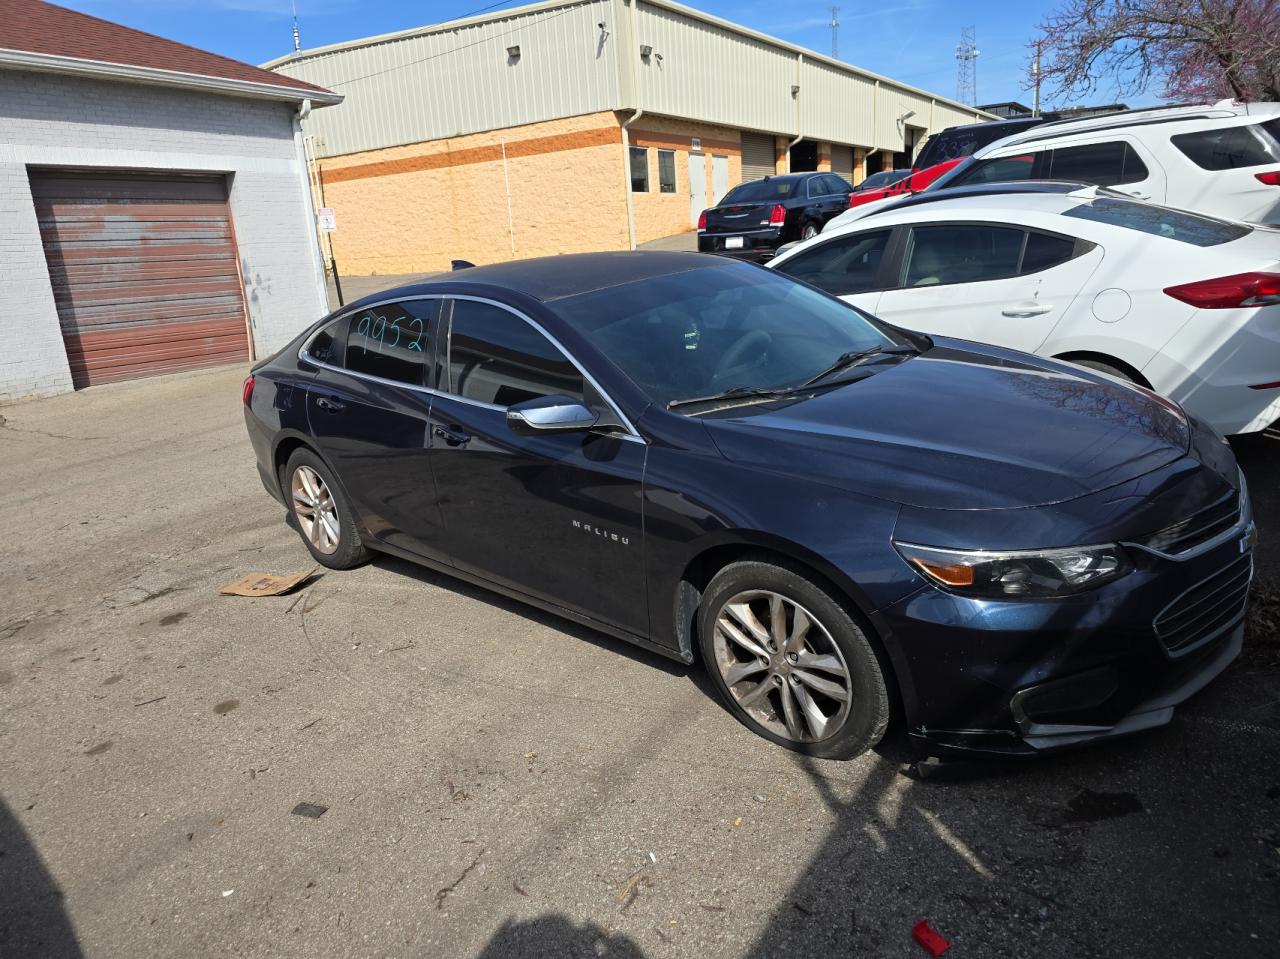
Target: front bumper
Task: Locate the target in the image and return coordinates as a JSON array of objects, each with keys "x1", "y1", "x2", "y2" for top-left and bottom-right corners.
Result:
[
  {"x1": 877, "y1": 513, "x2": 1255, "y2": 758},
  {"x1": 697, "y1": 227, "x2": 783, "y2": 260}
]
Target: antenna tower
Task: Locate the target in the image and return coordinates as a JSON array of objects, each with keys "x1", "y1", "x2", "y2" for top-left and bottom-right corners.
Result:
[{"x1": 955, "y1": 26, "x2": 979, "y2": 105}]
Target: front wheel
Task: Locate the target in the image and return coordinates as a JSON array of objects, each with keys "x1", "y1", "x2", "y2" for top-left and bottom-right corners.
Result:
[{"x1": 699, "y1": 559, "x2": 890, "y2": 759}]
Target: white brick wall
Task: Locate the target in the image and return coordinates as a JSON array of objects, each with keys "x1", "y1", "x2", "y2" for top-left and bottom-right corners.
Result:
[{"x1": 0, "y1": 71, "x2": 329, "y2": 402}]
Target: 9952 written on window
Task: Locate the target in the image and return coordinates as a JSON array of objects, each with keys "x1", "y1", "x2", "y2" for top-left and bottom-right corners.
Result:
[{"x1": 344, "y1": 300, "x2": 437, "y2": 387}]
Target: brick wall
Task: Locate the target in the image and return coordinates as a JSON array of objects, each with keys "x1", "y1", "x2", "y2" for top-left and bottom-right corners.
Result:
[
  {"x1": 315, "y1": 112, "x2": 630, "y2": 275},
  {"x1": 0, "y1": 71, "x2": 328, "y2": 402},
  {"x1": 629, "y1": 115, "x2": 744, "y2": 245}
]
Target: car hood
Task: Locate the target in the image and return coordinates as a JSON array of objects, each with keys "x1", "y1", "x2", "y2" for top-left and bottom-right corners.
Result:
[{"x1": 702, "y1": 341, "x2": 1190, "y2": 510}]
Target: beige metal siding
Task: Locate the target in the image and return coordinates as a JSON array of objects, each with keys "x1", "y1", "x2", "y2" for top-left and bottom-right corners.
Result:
[
  {"x1": 634, "y1": 3, "x2": 797, "y2": 136},
  {"x1": 740, "y1": 131, "x2": 775, "y2": 181},
  {"x1": 268, "y1": 0, "x2": 992, "y2": 161},
  {"x1": 275, "y1": 0, "x2": 619, "y2": 157}
]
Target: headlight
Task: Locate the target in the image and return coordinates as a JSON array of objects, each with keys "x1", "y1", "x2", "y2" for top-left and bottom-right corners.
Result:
[{"x1": 894, "y1": 541, "x2": 1131, "y2": 598}]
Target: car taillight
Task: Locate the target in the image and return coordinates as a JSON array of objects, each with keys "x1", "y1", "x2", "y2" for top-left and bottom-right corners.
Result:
[
  {"x1": 769, "y1": 204, "x2": 786, "y2": 226},
  {"x1": 1163, "y1": 272, "x2": 1280, "y2": 309},
  {"x1": 242, "y1": 374, "x2": 255, "y2": 406},
  {"x1": 697, "y1": 210, "x2": 707, "y2": 231},
  {"x1": 1256, "y1": 171, "x2": 1280, "y2": 186}
]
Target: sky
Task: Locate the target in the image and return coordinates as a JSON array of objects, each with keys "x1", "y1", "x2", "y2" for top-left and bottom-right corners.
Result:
[{"x1": 62, "y1": 0, "x2": 1155, "y2": 109}]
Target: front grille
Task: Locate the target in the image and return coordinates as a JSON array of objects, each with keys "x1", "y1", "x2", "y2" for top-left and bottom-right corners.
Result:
[
  {"x1": 1138, "y1": 490, "x2": 1241, "y2": 556},
  {"x1": 1153, "y1": 553, "x2": 1252, "y2": 655}
]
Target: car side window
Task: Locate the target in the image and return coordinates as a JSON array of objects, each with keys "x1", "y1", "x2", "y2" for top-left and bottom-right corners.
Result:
[
  {"x1": 307, "y1": 319, "x2": 347, "y2": 366},
  {"x1": 1171, "y1": 122, "x2": 1280, "y2": 170},
  {"x1": 1020, "y1": 231, "x2": 1078, "y2": 275},
  {"x1": 952, "y1": 153, "x2": 1041, "y2": 186},
  {"x1": 773, "y1": 230, "x2": 892, "y2": 295},
  {"x1": 447, "y1": 300, "x2": 585, "y2": 406},
  {"x1": 902, "y1": 225, "x2": 1025, "y2": 287},
  {"x1": 1048, "y1": 141, "x2": 1149, "y2": 186},
  {"x1": 768, "y1": 230, "x2": 890, "y2": 293},
  {"x1": 344, "y1": 300, "x2": 436, "y2": 387},
  {"x1": 828, "y1": 174, "x2": 853, "y2": 194}
]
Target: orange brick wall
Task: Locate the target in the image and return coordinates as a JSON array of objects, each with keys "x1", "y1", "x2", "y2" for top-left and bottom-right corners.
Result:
[
  {"x1": 315, "y1": 112, "x2": 630, "y2": 275},
  {"x1": 628, "y1": 116, "x2": 744, "y2": 244}
]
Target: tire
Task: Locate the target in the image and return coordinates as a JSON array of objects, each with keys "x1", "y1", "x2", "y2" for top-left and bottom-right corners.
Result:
[
  {"x1": 1069, "y1": 358, "x2": 1136, "y2": 384},
  {"x1": 801, "y1": 222, "x2": 819, "y2": 241},
  {"x1": 283, "y1": 447, "x2": 370, "y2": 570},
  {"x1": 698, "y1": 559, "x2": 890, "y2": 759}
]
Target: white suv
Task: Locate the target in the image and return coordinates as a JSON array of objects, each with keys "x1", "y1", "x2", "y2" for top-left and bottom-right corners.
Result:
[
  {"x1": 769, "y1": 183, "x2": 1280, "y2": 435},
  {"x1": 916, "y1": 102, "x2": 1280, "y2": 225}
]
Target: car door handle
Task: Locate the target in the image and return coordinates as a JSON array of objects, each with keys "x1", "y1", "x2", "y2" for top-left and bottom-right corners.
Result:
[
  {"x1": 315, "y1": 396, "x2": 346, "y2": 412},
  {"x1": 1001, "y1": 305, "x2": 1054, "y2": 318},
  {"x1": 434, "y1": 425, "x2": 471, "y2": 446},
  {"x1": 1122, "y1": 190, "x2": 1151, "y2": 200}
]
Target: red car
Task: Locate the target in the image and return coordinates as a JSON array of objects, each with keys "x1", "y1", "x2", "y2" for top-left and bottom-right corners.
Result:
[{"x1": 849, "y1": 115, "x2": 1050, "y2": 209}]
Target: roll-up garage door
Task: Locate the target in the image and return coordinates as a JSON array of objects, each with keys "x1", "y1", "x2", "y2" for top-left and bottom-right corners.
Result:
[
  {"x1": 30, "y1": 171, "x2": 250, "y2": 388},
  {"x1": 831, "y1": 145, "x2": 854, "y2": 182},
  {"x1": 741, "y1": 132, "x2": 776, "y2": 182}
]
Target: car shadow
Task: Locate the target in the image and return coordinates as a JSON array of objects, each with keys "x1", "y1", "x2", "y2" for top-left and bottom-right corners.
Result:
[
  {"x1": 0, "y1": 796, "x2": 84, "y2": 959},
  {"x1": 367, "y1": 551, "x2": 702, "y2": 684}
]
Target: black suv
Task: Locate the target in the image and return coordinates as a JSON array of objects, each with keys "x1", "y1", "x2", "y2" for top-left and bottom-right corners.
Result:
[{"x1": 697, "y1": 172, "x2": 853, "y2": 260}]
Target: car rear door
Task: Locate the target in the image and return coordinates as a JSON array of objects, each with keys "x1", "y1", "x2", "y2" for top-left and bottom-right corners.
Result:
[
  {"x1": 872, "y1": 222, "x2": 1105, "y2": 352},
  {"x1": 426, "y1": 296, "x2": 650, "y2": 636},
  {"x1": 304, "y1": 298, "x2": 448, "y2": 561}
]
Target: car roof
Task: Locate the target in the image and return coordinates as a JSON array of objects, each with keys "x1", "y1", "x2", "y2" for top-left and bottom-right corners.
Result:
[
  {"x1": 347, "y1": 251, "x2": 719, "y2": 306},
  {"x1": 977, "y1": 100, "x2": 1280, "y2": 153},
  {"x1": 937, "y1": 116, "x2": 1046, "y2": 135}
]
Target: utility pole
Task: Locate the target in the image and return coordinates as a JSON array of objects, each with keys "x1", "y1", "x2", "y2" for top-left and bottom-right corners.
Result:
[
  {"x1": 955, "y1": 26, "x2": 979, "y2": 106},
  {"x1": 1031, "y1": 39, "x2": 1043, "y2": 117},
  {"x1": 830, "y1": 6, "x2": 840, "y2": 59}
]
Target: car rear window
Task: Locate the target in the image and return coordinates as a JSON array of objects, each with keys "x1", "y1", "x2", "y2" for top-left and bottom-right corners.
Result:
[
  {"x1": 722, "y1": 179, "x2": 797, "y2": 204},
  {"x1": 1062, "y1": 197, "x2": 1249, "y2": 246},
  {"x1": 1171, "y1": 120, "x2": 1280, "y2": 170}
]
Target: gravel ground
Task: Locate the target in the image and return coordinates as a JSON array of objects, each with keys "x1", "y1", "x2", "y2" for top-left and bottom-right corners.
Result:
[{"x1": 1, "y1": 365, "x2": 1277, "y2": 959}]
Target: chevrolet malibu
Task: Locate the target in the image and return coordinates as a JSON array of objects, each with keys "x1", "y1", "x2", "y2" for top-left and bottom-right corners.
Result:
[{"x1": 243, "y1": 252, "x2": 1255, "y2": 760}]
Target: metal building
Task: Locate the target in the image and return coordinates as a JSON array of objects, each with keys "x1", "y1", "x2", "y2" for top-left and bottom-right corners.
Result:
[{"x1": 267, "y1": 0, "x2": 991, "y2": 275}]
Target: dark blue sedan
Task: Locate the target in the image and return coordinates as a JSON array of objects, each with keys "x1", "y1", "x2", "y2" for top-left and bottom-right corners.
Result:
[{"x1": 243, "y1": 252, "x2": 1255, "y2": 760}]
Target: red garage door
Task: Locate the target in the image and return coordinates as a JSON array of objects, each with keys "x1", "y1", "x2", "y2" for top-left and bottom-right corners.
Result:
[{"x1": 31, "y1": 171, "x2": 251, "y2": 388}]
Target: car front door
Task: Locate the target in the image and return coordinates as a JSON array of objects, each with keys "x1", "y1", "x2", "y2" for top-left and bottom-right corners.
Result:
[
  {"x1": 770, "y1": 228, "x2": 896, "y2": 313},
  {"x1": 304, "y1": 298, "x2": 448, "y2": 561},
  {"x1": 426, "y1": 296, "x2": 649, "y2": 637},
  {"x1": 873, "y1": 222, "x2": 1105, "y2": 352}
]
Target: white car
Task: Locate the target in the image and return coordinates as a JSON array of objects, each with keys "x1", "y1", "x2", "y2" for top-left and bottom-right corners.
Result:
[
  {"x1": 768, "y1": 183, "x2": 1280, "y2": 435},
  {"x1": 829, "y1": 101, "x2": 1280, "y2": 231}
]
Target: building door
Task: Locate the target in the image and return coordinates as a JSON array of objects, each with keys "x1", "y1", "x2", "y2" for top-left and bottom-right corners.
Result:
[
  {"x1": 30, "y1": 171, "x2": 249, "y2": 388},
  {"x1": 711, "y1": 155, "x2": 729, "y2": 206},
  {"x1": 789, "y1": 140, "x2": 819, "y2": 172},
  {"x1": 741, "y1": 132, "x2": 776, "y2": 182},
  {"x1": 688, "y1": 153, "x2": 707, "y2": 227}
]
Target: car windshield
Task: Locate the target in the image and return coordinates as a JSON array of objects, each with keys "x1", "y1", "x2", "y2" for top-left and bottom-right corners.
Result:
[
  {"x1": 1063, "y1": 197, "x2": 1250, "y2": 246},
  {"x1": 548, "y1": 261, "x2": 906, "y2": 408},
  {"x1": 721, "y1": 179, "x2": 798, "y2": 204}
]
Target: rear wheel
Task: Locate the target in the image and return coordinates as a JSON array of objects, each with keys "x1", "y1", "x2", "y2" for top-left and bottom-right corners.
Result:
[
  {"x1": 284, "y1": 448, "x2": 370, "y2": 570},
  {"x1": 699, "y1": 559, "x2": 890, "y2": 759},
  {"x1": 1068, "y1": 358, "x2": 1136, "y2": 383},
  {"x1": 801, "y1": 222, "x2": 819, "y2": 241}
]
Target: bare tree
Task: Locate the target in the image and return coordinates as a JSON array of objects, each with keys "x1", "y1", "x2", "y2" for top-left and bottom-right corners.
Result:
[{"x1": 1031, "y1": 0, "x2": 1280, "y2": 104}]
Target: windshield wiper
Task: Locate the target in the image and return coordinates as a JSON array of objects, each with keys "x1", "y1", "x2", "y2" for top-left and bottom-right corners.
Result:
[
  {"x1": 799, "y1": 345, "x2": 916, "y2": 388},
  {"x1": 666, "y1": 386, "x2": 796, "y2": 411}
]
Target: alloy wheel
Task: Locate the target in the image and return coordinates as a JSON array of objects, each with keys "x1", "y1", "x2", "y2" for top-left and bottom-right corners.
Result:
[
  {"x1": 291, "y1": 465, "x2": 340, "y2": 555},
  {"x1": 712, "y1": 590, "x2": 852, "y2": 742}
]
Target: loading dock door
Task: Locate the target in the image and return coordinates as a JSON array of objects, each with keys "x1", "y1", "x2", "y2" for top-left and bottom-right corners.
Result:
[{"x1": 30, "y1": 171, "x2": 250, "y2": 388}]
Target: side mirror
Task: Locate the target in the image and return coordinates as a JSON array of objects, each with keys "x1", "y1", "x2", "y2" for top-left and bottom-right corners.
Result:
[{"x1": 506, "y1": 395, "x2": 598, "y2": 436}]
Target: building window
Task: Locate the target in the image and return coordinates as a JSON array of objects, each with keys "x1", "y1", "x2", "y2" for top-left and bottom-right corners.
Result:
[
  {"x1": 658, "y1": 150, "x2": 676, "y2": 193},
  {"x1": 629, "y1": 146, "x2": 649, "y2": 192}
]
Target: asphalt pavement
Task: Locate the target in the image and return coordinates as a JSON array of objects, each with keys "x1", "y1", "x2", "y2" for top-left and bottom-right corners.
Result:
[{"x1": 1, "y1": 365, "x2": 1277, "y2": 958}]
